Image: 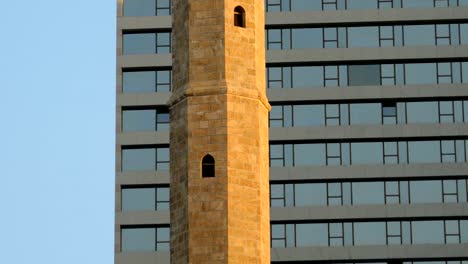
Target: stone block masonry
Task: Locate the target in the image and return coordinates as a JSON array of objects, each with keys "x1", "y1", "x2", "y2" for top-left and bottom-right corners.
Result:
[{"x1": 169, "y1": 0, "x2": 270, "y2": 263}]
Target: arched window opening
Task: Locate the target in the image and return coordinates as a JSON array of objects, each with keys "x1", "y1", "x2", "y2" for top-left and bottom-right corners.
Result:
[
  {"x1": 234, "y1": 6, "x2": 246, "y2": 28},
  {"x1": 202, "y1": 154, "x2": 215, "y2": 178}
]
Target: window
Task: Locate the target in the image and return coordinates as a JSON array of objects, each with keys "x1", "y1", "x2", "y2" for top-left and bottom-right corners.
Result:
[
  {"x1": 325, "y1": 104, "x2": 340, "y2": 125},
  {"x1": 266, "y1": 23, "x2": 466, "y2": 50},
  {"x1": 121, "y1": 226, "x2": 169, "y2": 252},
  {"x1": 267, "y1": 62, "x2": 467, "y2": 89},
  {"x1": 234, "y1": 6, "x2": 245, "y2": 28},
  {"x1": 122, "y1": 227, "x2": 155, "y2": 251},
  {"x1": 270, "y1": 139, "x2": 468, "y2": 167},
  {"x1": 271, "y1": 220, "x2": 468, "y2": 248},
  {"x1": 122, "y1": 186, "x2": 169, "y2": 211},
  {"x1": 269, "y1": 105, "x2": 292, "y2": 127},
  {"x1": 123, "y1": 69, "x2": 171, "y2": 93},
  {"x1": 123, "y1": 32, "x2": 171, "y2": 55},
  {"x1": 201, "y1": 154, "x2": 215, "y2": 177},
  {"x1": 382, "y1": 102, "x2": 397, "y2": 124},
  {"x1": 122, "y1": 146, "x2": 169, "y2": 171},
  {"x1": 123, "y1": 0, "x2": 171, "y2": 16},
  {"x1": 439, "y1": 101, "x2": 455, "y2": 123},
  {"x1": 122, "y1": 108, "x2": 169, "y2": 132},
  {"x1": 327, "y1": 182, "x2": 344, "y2": 205},
  {"x1": 348, "y1": 65, "x2": 381, "y2": 86},
  {"x1": 271, "y1": 178, "x2": 468, "y2": 207}
]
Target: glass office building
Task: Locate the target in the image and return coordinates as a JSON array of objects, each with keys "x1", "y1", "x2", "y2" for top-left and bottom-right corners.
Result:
[{"x1": 115, "y1": 0, "x2": 468, "y2": 263}]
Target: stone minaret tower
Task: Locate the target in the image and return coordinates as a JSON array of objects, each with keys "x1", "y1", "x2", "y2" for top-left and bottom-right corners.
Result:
[{"x1": 168, "y1": 0, "x2": 270, "y2": 263}]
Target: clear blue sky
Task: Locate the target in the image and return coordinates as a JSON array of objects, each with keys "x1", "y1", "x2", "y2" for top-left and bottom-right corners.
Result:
[{"x1": 0, "y1": 1, "x2": 116, "y2": 263}]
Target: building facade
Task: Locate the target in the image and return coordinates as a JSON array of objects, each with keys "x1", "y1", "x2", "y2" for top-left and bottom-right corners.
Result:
[{"x1": 115, "y1": 0, "x2": 468, "y2": 263}]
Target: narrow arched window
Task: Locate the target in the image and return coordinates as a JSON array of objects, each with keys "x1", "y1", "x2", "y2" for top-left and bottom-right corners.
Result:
[
  {"x1": 202, "y1": 154, "x2": 215, "y2": 178},
  {"x1": 234, "y1": 6, "x2": 245, "y2": 28}
]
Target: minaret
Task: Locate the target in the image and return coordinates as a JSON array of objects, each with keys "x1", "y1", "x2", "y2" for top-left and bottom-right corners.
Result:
[{"x1": 168, "y1": 0, "x2": 270, "y2": 263}]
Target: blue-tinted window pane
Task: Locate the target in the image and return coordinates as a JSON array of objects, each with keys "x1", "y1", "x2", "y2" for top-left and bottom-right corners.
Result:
[
  {"x1": 270, "y1": 145, "x2": 284, "y2": 167},
  {"x1": 461, "y1": 24, "x2": 468, "y2": 44},
  {"x1": 412, "y1": 221, "x2": 444, "y2": 244},
  {"x1": 347, "y1": 0, "x2": 378, "y2": 9},
  {"x1": 271, "y1": 184, "x2": 284, "y2": 200},
  {"x1": 348, "y1": 65, "x2": 381, "y2": 86},
  {"x1": 408, "y1": 141, "x2": 440, "y2": 163},
  {"x1": 267, "y1": 0, "x2": 282, "y2": 12},
  {"x1": 405, "y1": 63, "x2": 437, "y2": 85},
  {"x1": 123, "y1": 71, "x2": 155, "y2": 93},
  {"x1": 290, "y1": 0, "x2": 322, "y2": 11},
  {"x1": 123, "y1": 33, "x2": 156, "y2": 55},
  {"x1": 461, "y1": 220, "x2": 468, "y2": 243},
  {"x1": 156, "y1": 33, "x2": 171, "y2": 53},
  {"x1": 124, "y1": 0, "x2": 156, "y2": 16},
  {"x1": 122, "y1": 148, "x2": 155, "y2": 171},
  {"x1": 296, "y1": 224, "x2": 328, "y2": 246},
  {"x1": 271, "y1": 224, "x2": 284, "y2": 240},
  {"x1": 352, "y1": 182, "x2": 385, "y2": 204},
  {"x1": 156, "y1": 187, "x2": 169, "y2": 209},
  {"x1": 156, "y1": 112, "x2": 170, "y2": 130},
  {"x1": 435, "y1": 0, "x2": 449, "y2": 7},
  {"x1": 293, "y1": 66, "x2": 323, "y2": 88},
  {"x1": 122, "y1": 110, "x2": 156, "y2": 132},
  {"x1": 156, "y1": 0, "x2": 171, "y2": 15},
  {"x1": 294, "y1": 144, "x2": 326, "y2": 166},
  {"x1": 122, "y1": 228, "x2": 155, "y2": 252},
  {"x1": 351, "y1": 143, "x2": 383, "y2": 164},
  {"x1": 404, "y1": 25, "x2": 435, "y2": 46},
  {"x1": 347, "y1": 27, "x2": 379, "y2": 47},
  {"x1": 295, "y1": 183, "x2": 327, "y2": 206},
  {"x1": 406, "y1": 102, "x2": 438, "y2": 123},
  {"x1": 410, "y1": 181, "x2": 442, "y2": 203},
  {"x1": 122, "y1": 188, "x2": 156, "y2": 211},
  {"x1": 268, "y1": 67, "x2": 282, "y2": 88},
  {"x1": 354, "y1": 222, "x2": 386, "y2": 245},
  {"x1": 157, "y1": 148, "x2": 170, "y2": 170},
  {"x1": 293, "y1": 105, "x2": 325, "y2": 126},
  {"x1": 463, "y1": 63, "x2": 468, "y2": 83},
  {"x1": 267, "y1": 29, "x2": 281, "y2": 49},
  {"x1": 156, "y1": 227, "x2": 170, "y2": 251},
  {"x1": 403, "y1": 0, "x2": 434, "y2": 8},
  {"x1": 349, "y1": 103, "x2": 381, "y2": 124},
  {"x1": 292, "y1": 28, "x2": 323, "y2": 49},
  {"x1": 156, "y1": 70, "x2": 171, "y2": 92}
]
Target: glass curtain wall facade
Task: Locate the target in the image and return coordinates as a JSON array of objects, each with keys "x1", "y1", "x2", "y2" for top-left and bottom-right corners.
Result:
[{"x1": 115, "y1": 0, "x2": 468, "y2": 263}]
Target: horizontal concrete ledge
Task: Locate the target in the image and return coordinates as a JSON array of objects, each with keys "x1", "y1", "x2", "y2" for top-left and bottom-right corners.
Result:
[
  {"x1": 270, "y1": 123, "x2": 468, "y2": 142},
  {"x1": 271, "y1": 203, "x2": 468, "y2": 222},
  {"x1": 267, "y1": 84, "x2": 468, "y2": 102},
  {"x1": 114, "y1": 245, "x2": 468, "y2": 264},
  {"x1": 116, "y1": 211, "x2": 169, "y2": 225},
  {"x1": 117, "y1": 92, "x2": 170, "y2": 107},
  {"x1": 272, "y1": 244, "x2": 468, "y2": 262},
  {"x1": 267, "y1": 45, "x2": 468, "y2": 64},
  {"x1": 116, "y1": 171, "x2": 170, "y2": 185},
  {"x1": 114, "y1": 203, "x2": 468, "y2": 226},
  {"x1": 270, "y1": 163, "x2": 468, "y2": 182},
  {"x1": 115, "y1": 252, "x2": 169, "y2": 264},
  {"x1": 118, "y1": 16, "x2": 171, "y2": 30},
  {"x1": 117, "y1": 46, "x2": 468, "y2": 68},
  {"x1": 117, "y1": 85, "x2": 468, "y2": 107},
  {"x1": 116, "y1": 163, "x2": 468, "y2": 186},
  {"x1": 119, "y1": 53, "x2": 171, "y2": 68},
  {"x1": 117, "y1": 131, "x2": 169, "y2": 146},
  {"x1": 266, "y1": 7, "x2": 468, "y2": 26},
  {"x1": 115, "y1": 123, "x2": 468, "y2": 146}
]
